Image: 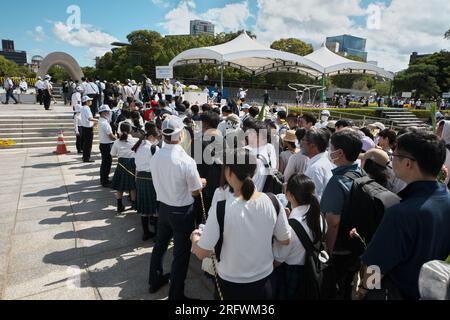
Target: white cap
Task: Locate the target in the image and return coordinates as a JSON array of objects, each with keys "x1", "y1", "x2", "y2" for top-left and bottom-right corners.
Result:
[
  {"x1": 131, "y1": 80, "x2": 137, "y2": 85},
  {"x1": 368, "y1": 122, "x2": 386, "y2": 131},
  {"x1": 321, "y1": 110, "x2": 331, "y2": 116},
  {"x1": 76, "y1": 86, "x2": 83, "y2": 92},
  {"x1": 241, "y1": 104, "x2": 251, "y2": 110},
  {"x1": 98, "y1": 105, "x2": 111, "y2": 113},
  {"x1": 37, "y1": 76, "x2": 42, "y2": 80},
  {"x1": 161, "y1": 116, "x2": 185, "y2": 136},
  {"x1": 82, "y1": 96, "x2": 93, "y2": 103},
  {"x1": 45, "y1": 75, "x2": 51, "y2": 80}
]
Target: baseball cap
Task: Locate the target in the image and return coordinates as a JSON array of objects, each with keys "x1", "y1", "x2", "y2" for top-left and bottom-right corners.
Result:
[
  {"x1": 362, "y1": 148, "x2": 390, "y2": 168},
  {"x1": 98, "y1": 105, "x2": 111, "y2": 113},
  {"x1": 161, "y1": 116, "x2": 185, "y2": 136},
  {"x1": 82, "y1": 96, "x2": 93, "y2": 103},
  {"x1": 241, "y1": 104, "x2": 251, "y2": 110}
]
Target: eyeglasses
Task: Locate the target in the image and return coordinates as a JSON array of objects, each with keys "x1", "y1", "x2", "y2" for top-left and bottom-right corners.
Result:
[{"x1": 392, "y1": 153, "x2": 416, "y2": 161}]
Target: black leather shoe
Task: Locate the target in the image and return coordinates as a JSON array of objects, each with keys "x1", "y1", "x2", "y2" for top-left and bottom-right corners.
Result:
[{"x1": 149, "y1": 273, "x2": 170, "y2": 294}]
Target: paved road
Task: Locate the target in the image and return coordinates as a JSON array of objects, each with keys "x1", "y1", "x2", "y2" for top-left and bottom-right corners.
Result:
[{"x1": 0, "y1": 105, "x2": 214, "y2": 300}]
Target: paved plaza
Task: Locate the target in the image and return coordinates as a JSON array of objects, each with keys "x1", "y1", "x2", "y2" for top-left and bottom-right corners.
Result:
[{"x1": 0, "y1": 105, "x2": 214, "y2": 300}]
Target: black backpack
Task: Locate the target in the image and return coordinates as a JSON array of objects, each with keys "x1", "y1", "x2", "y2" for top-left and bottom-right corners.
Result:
[
  {"x1": 289, "y1": 216, "x2": 337, "y2": 300},
  {"x1": 215, "y1": 193, "x2": 280, "y2": 262},
  {"x1": 336, "y1": 171, "x2": 401, "y2": 256},
  {"x1": 257, "y1": 154, "x2": 285, "y2": 195}
]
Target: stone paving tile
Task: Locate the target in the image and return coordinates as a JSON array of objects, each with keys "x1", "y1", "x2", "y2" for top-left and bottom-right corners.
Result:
[
  {"x1": 16, "y1": 285, "x2": 97, "y2": 300},
  {"x1": 16, "y1": 205, "x2": 72, "y2": 222}
]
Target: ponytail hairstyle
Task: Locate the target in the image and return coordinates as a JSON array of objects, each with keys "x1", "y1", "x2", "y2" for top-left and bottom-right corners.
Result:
[
  {"x1": 223, "y1": 148, "x2": 257, "y2": 201},
  {"x1": 132, "y1": 122, "x2": 160, "y2": 153},
  {"x1": 131, "y1": 111, "x2": 142, "y2": 130},
  {"x1": 286, "y1": 174, "x2": 322, "y2": 244},
  {"x1": 119, "y1": 122, "x2": 132, "y2": 141}
]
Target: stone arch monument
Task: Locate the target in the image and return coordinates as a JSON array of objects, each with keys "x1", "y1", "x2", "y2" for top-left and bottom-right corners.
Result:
[{"x1": 37, "y1": 52, "x2": 84, "y2": 82}]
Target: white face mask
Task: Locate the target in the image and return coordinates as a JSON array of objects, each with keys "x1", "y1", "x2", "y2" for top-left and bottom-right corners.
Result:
[{"x1": 328, "y1": 150, "x2": 340, "y2": 164}]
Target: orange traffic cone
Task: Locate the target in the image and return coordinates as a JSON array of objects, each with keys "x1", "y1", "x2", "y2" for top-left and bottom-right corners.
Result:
[{"x1": 54, "y1": 130, "x2": 71, "y2": 155}]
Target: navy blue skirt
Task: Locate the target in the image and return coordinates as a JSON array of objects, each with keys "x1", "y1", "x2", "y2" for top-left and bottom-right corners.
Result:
[
  {"x1": 136, "y1": 171, "x2": 158, "y2": 216},
  {"x1": 112, "y1": 158, "x2": 136, "y2": 192}
]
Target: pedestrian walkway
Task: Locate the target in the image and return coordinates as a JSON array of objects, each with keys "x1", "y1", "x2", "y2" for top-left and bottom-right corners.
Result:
[{"x1": 0, "y1": 147, "x2": 214, "y2": 300}]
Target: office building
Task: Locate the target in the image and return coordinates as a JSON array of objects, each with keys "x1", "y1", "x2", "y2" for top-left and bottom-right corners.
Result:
[
  {"x1": 326, "y1": 34, "x2": 368, "y2": 61},
  {"x1": 190, "y1": 20, "x2": 215, "y2": 36}
]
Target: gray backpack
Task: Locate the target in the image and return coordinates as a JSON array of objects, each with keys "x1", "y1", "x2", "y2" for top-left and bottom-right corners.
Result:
[{"x1": 419, "y1": 260, "x2": 450, "y2": 300}]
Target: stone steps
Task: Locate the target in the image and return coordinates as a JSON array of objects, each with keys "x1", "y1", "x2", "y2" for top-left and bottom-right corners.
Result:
[{"x1": 382, "y1": 111, "x2": 427, "y2": 129}]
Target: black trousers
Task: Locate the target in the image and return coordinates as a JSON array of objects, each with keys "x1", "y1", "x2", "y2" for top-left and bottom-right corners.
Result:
[
  {"x1": 149, "y1": 202, "x2": 195, "y2": 300},
  {"x1": 5, "y1": 89, "x2": 18, "y2": 104},
  {"x1": 43, "y1": 90, "x2": 51, "y2": 110},
  {"x1": 215, "y1": 273, "x2": 275, "y2": 300},
  {"x1": 87, "y1": 94, "x2": 98, "y2": 116},
  {"x1": 76, "y1": 126, "x2": 83, "y2": 153},
  {"x1": 81, "y1": 127, "x2": 94, "y2": 161},
  {"x1": 37, "y1": 89, "x2": 43, "y2": 104},
  {"x1": 99, "y1": 143, "x2": 113, "y2": 184}
]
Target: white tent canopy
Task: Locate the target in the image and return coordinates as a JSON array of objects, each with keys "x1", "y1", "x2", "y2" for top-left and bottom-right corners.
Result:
[
  {"x1": 169, "y1": 32, "x2": 394, "y2": 83},
  {"x1": 304, "y1": 45, "x2": 394, "y2": 80}
]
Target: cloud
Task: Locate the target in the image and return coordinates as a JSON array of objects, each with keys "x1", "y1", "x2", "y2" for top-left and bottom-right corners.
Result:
[
  {"x1": 254, "y1": 0, "x2": 450, "y2": 72},
  {"x1": 151, "y1": 0, "x2": 171, "y2": 8},
  {"x1": 27, "y1": 25, "x2": 48, "y2": 42},
  {"x1": 161, "y1": 0, "x2": 251, "y2": 35},
  {"x1": 52, "y1": 21, "x2": 118, "y2": 59}
]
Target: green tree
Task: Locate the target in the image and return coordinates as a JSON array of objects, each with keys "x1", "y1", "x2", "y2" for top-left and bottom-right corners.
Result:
[
  {"x1": 0, "y1": 55, "x2": 21, "y2": 76},
  {"x1": 270, "y1": 38, "x2": 314, "y2": 56},
  {"x1": 445, "y1": 29, "x2": 450, "y2": 39},
  {"x1": 47, "y1": 65, "x2": 70, "y2": 84}
]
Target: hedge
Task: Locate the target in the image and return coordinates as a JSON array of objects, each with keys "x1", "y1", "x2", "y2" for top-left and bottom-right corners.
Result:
[{"x1": 287, "y1": 107, "x2": 442, "y2": 120}]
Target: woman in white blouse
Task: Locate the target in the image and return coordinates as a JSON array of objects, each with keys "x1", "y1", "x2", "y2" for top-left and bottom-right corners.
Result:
[
  {"x1": 191, "y1": 148, "x2": 291, "y2": 300},
  {"x1": 111, "y1": 122, "x2": 139, "y2": 214},
  {"x1": 273, "y1": 174, "x2": 327, "y2": 300}
]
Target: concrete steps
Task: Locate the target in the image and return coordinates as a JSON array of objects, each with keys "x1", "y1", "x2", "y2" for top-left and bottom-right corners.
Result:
[
  {"x1": 0, "y1": 114, "x2": 98, "y2": 150},
  {"x1": 381, "y1": 110, "x2": 427, "y2": 129}
]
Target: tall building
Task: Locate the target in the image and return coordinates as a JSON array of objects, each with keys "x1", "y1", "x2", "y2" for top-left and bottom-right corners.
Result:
[
  {"x1": 326, "y1": 34, "x2": 368, "y2": 61},
  {"x1": 190, "y1": 20, "x2": 215, "y2": 36},
  {"x1": 0, "y1": 39, "x2": 27, "y2": 66}
]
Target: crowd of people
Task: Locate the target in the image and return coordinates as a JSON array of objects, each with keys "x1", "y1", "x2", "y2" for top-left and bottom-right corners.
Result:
[{"x1": 66, "y1": 76, "x2": 450, "y2": 301}]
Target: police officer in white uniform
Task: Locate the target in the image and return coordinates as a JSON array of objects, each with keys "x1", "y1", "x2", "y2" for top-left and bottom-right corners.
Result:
[
  {"x1": 85, "y1": 78, "x2": 100, "y2": 116},
  {"x1": 35, "y1": 76, "x2": 45, "y2": 105},
  {"x1": 42, "y1": 75, "x2": 53, "y2": 110},
  {"x1": 148, "y1": 116, "x2": 206, "y2": 300},
  {"x1": 80, "y1": 96, "x2": 98, "y2": 162},
  {"x1": 98, "y1": 105, "x2": 116, "y2": 187}
]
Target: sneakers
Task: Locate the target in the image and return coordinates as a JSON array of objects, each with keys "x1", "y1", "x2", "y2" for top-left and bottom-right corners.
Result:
[{"x1": 149, "y1": 273, "x2": 170, "y2": 294}]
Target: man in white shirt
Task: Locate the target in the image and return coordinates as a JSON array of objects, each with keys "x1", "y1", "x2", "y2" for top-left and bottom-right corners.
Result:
[
  {"x1": 35, "y1": 76, "x2": 44, "y2": 105},
  {"x1": 302, "y1": 128, "x2": 335, "y2": 200},
  {"x1": 315, "y1": 110, "x2": 331, "y2": 129},
  {"x1": 84, "y1": 78, "x2": 100, "y2": 116},
  {"x1": 80, "y1": 96, "x2": 98, "y2": 163},
  {"x1": 164, "y1": 79, "x2": 173, "y2": 103},
  {"x1": 3, "y1": 76, "x2": 19, "y2": 104},
  {"x1": 19, "y1": 78, "x2": 28, "y2": 93},
  {"x1": 42, "y1": 75, "x2": 53, "y2": 110},
  {"x1": 174, "y1": 81, "x2": 184, "y2": 99},
  {"x1": 148, "y1": 116, "x2": 206, "y2": 300},
  {"x1": 98, "y1": 105, "x2": 116, "y2": 187},
  {"x1": 238, "y1": 88, "x2": 248, "y2": 102}
]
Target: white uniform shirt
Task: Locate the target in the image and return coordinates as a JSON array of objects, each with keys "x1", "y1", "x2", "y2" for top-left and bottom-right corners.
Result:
[
  {"x1": 80, "y1": 105, "x2": 94, "y2": 128},
  {"x1": 43, "y1": 80, "x2": 52, "y2": 91},
  {"x1": 73, "y1": 107, "x2": 82, "y2": 134},
  {"x1": 247, "y1": 144, "x2": 278, "y2": 193},
  {"x1": 273, "y1": 206, "x2": 327, "y2": 266},
  {"x1": 150, "y1": 143, "x2": 202, "y2": 207},
  {"x1": 71, "y1": 92, "x2": 81, "y2": 107},
  {"x1": 164, "y1": 84, "x2": 173, "y2": 96},
  {"x1": 239, "y1": 90, "x2": 247, "y2": 100},
  {"x1": 304, "y1": 152, "x2": 335, "y2": 200},
  {"x1": 98, "y1": 118, "x2": 114, "y2": 144},
  {"x1": 4, "y1": 79, "x2": 13, "y2": 90},
  {"x1": 35, "y1": 80, "x2": 44, "y2": 90},
  {"x1": 175, "y1": 86, "x2": 183, "y2": 97},
  {"x1": 85, "y1": 82, "x2": 99, "y2": 95},
  {"x1": 111, "y1": 137, "x2": 138, "y2": 159},
  {"x1": 134, "y1": 140, "x2": 159, "y2": 173},
  {"x1": 198, "y1": 188, "x2": 291, "y2": 283},
  {"x1": 19, "y1": 81, "x2": 28, "y2": 91},
  {"x1": 130, "y1": 85, "x2": 140, "y2": 100}
]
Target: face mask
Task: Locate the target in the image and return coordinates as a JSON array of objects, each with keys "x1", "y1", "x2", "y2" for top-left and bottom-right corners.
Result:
[
  {"x1": 328, "y1": 150, "x2": 340, "y2": 164},
  {"x1": 321, "y1": 116, "x2": 329, "y2": 123}
]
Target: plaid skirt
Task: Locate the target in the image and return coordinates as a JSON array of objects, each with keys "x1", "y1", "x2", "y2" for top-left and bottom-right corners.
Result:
[
  {"x1": 136, "y1": 171, "x2": 158, "y2": 216},
  {"x1": 274, "y1": 263, "x2": 305, "y2": 300},
  {"x1": 112, "y1": 158, "x2": 136, "y2": 192}
]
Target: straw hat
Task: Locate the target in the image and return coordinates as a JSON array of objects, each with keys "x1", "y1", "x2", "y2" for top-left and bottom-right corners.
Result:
[{"x1": 283, "y1": 130, "x2": 297, "y2": 143}]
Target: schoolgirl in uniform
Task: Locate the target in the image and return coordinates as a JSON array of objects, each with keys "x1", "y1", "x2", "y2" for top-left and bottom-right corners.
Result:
[
  {"x1": 111, "y1": 122, "x2": 139, "y2": 213},
  {"x1": 132, "y1": 122, "x2": 161, "y2": 241}
]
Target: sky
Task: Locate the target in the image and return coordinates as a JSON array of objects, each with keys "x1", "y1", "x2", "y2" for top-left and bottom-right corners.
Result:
[{"x1": 0, "y1": 0, "x2": 448, "y2": 72}]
